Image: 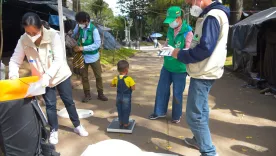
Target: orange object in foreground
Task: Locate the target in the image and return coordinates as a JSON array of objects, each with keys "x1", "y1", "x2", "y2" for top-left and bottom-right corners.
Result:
[{"x1": 0, "y1": 76, "x2": 39, "y2": 102}]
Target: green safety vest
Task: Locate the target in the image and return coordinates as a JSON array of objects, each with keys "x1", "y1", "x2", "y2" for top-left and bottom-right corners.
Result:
[
  {"x1": 77, "y1": 22, "x2": 99, "y2": 55},
  {"x1": 164, "y1": 21, "x2": 189, "y2": 73}
]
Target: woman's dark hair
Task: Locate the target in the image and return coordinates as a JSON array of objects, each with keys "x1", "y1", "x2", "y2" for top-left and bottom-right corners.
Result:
[
  {"x1": 22, "y1": 12, "x2": 42, "y2": 29},
  {"x1": 75, "y1": 11, "x2": 90, "y2": 23},
  {"x1": 22, "y1": 12, "x2": 50, "y2": 29},
  {"x1": 41, "y1": 20, "x2": 50, "y2": 30},
  {"x1": 117, "y1": 60, "x2": 129, "y2": 73}
]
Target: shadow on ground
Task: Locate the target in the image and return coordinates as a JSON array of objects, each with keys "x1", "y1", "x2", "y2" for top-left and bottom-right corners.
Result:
[{"x1": 51, "y1": 52, "x2": 276, "y2": 156}]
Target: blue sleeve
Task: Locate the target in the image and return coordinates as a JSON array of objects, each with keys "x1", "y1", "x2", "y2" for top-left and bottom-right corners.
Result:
[
  {"x1": 177, "y1": 16, "x2": 220, "y2": 64},
  {"x1": 184, "y1": 26, "x2": 193, "y2": 38}
]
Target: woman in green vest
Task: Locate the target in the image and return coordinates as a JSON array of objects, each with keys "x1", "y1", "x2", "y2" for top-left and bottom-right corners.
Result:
[{"x1": 149, "y1": 6, "x2": 193, "y2": 123}]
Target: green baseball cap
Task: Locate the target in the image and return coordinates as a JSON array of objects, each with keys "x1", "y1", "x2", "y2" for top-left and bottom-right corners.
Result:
[{"x1": 163, "y1": 6, "x2": 182, "y2": 24}]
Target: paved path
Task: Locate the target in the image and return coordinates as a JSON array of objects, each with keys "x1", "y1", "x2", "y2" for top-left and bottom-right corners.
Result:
[
  {"x1": 124, "y1": 46, "x2": 160, "y2": 51},
  {"x1": 55, "y1": 51, "x2": 276, "y2": 156}
]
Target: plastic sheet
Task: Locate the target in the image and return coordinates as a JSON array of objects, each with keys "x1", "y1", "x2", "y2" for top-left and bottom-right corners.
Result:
[
  {"x1": 0, "y1": 98, "x2": 40, "y2": 156},
  {"x1": 57, "y1": 108, "x2": 94, "y2": 119},
  {"x1": 97, "y1": 26, "x2": 121, "y2": 50},
  {"x1": 231, "y1": 7, "x2": 276, "y2": 86},
  {"x1": 231, "y1": 7, "x2": 276, "y2": 59},
  {"x1": 25, "y1": 80, "x2": 46, "y2": 97},
  {"x1": 81, "y1": 139, "x2": 178, "y2": 156},
  {"x1": 0, "y1": 76, "x2": 39, "y2": 102}
]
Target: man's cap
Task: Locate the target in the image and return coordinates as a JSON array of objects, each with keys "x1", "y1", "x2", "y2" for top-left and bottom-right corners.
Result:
[{"x1": 164, "y1": 6, "x2": 182, "y2": 24}]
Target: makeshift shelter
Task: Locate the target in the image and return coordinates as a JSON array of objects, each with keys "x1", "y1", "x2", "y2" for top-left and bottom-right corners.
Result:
[
  {"x1": 0, "y1": 77, "x2": 60, "y2": 156},
  {"x1": 231, "y1": 7, "x2": 276, "y2": 89},
  {"x1": 0, "y1": 1, "x2": 64, "y2": 155},
  {"x1": 1, "y1": 0, "x2": 75, "y2": 57},
  {"x1": 97, "y1": 25, "x2": 121, "y2": 50},
  {"x1": 1, "y1": 0, "x2": 120, "y2": 57}
]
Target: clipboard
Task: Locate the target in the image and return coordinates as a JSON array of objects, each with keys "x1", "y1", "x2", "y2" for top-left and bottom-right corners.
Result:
[{"x1": 158, "y1": 50, "x2": 172, "y2": 56}]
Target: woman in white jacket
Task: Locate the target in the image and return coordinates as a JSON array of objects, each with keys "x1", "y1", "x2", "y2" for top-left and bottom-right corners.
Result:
[{"x1": 9, "y1": 12, "x2": 88, "y2": 145}]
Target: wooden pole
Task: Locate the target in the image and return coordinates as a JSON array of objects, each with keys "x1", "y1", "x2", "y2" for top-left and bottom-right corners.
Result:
[
  {"x1": 0, "y1": 0, "x2": 4, "y2": 80},
  {"x1": 58, "y1": 0, "x2": 66, "y2": 59},
  {"x1": 0, "y1": 0, "x2": 3, "y2": 60}
]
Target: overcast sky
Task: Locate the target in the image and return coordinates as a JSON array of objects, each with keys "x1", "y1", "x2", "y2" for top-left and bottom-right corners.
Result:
[{"x1": 104, "y1": 0, "x2": 120, "y2": 16}]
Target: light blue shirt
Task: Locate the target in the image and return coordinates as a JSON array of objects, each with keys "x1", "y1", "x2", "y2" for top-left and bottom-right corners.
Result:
[{"x1": 72, "y1": 22, "x2": 101, "y2": 63}]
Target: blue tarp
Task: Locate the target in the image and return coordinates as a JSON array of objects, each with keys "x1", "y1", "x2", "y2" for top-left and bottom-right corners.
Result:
[
  {"x1": 97, "y1": 26, "x2": 121, "y2": 50},
  {"x1": 48, "y1": 15, "x2": 59, "y2": 26}
]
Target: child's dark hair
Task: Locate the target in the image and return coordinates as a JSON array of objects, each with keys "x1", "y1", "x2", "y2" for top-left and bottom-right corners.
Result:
[
  {"x1": 117, "y1": 60, "x2": 129, "y2": 73},
  {"x1": 75, "y1": 11, "x2": 90, "y2": 23}
]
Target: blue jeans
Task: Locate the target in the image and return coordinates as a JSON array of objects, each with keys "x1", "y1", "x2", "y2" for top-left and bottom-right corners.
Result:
[
  {"x1": 116, "y1": 93, "x2": 132, "y2": 124},
  {"x1": 186, "y1": 78, "x2": 216, "y2": 156},
  {"x1": 154, "y1": 67, "x2": 187, "y2": 120},
  {"x1": 42, "y1": 78, "x2": 80, "y2": 131}
]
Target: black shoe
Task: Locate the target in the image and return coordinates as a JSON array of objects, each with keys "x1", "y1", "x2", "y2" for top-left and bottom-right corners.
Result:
[
  {"x1": 184, "y1": 137, "x2": 200, "y2": 150},
  {"x1": 82, "y1": 91, "x2": 92, "y2": 103},
  {"x1": 97, "y1": 91, "x2": 108, "y2": 101},
  {"x1": 148, "y1": 113, "x2": 166, "y2": 120}
]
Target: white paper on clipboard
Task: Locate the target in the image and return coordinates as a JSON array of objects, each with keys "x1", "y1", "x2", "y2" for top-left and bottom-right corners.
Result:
[{"x1": 158, "y1": 50, "x2": 172, "y2": 56}]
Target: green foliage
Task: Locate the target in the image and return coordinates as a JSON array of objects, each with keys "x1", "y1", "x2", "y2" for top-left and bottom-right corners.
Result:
[
  {"x1": 81, "y1": 0, "x2": 114, "y2": 25},
  {"x1": 79, "y1": 0, "x2": 276, "y2": 43},
  {"x1": 117, "y1": 0, "x2": 151, "y2": 40},
  {"x1": 100, "y1": 48, "x2": 137, "y2": 65},
  {"x1": 108, "y1": 16, "x2": 125, "y2": 41},
  {"x1": 91, "y1": 0, "x2": 115, "y2": 24},
  {"x1": 81, "y1": 0, "x2": 93, "y2": 14},
  {"x1": 91, "y1": 0, "x2": 105, "y2": 16},
  {"x1": 222, "y1": 0, "x2": 230, "y2": 5},
  {"x1": 117, "y1": 0, "x2": 191, "y2": 39},
  {"x1": 225, "y1": 56, "x2": 233, "y2": 66}
]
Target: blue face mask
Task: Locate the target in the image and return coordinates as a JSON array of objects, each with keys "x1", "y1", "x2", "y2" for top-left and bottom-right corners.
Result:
[{"x1": 169, "y1": 20, "x2": 179, "y2": 29}]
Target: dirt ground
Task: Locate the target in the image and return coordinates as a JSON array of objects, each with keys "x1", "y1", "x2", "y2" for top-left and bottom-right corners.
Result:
[{"x1": 50, "y1": 50, "x2": 276, "y2": 156}]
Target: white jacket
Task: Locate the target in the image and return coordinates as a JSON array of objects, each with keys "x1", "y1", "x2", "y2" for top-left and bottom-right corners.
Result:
[{"x1": 9, "y1": 27, "x2": 72, "y2": 87}]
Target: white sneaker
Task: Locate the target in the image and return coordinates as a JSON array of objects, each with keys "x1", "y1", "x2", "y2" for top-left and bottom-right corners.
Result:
[
  {"x1": 74, "y1": 125, "x2": 89, "y2": 137},
  {"x1": 49, "y1": 131, "x2": 58, "y2": 145}
]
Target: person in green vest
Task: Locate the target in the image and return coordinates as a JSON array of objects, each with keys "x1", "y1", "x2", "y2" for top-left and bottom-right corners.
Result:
[
  {"x1": 73, "y1": 11, "x2": 108, "y2": 102},
  {"x1": 149, "y1": 6, "x2": 193, "y2": 123}
]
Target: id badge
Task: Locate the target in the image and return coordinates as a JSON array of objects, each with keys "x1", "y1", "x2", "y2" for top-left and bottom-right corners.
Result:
[{"x1": 82, "y1": 38, "x2": 85, "y2": 43}]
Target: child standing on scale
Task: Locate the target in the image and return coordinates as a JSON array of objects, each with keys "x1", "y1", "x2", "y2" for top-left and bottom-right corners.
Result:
[{"x1": 111, "y1": 60, "x2": 135, "y2": 128}]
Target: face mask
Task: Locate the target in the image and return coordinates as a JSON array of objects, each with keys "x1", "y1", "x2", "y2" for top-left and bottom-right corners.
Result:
[
  {"x1": 169, "y1": 20, "x2": 179, "y2": 29},
  {"x1": 190, "y1": 0, "x2": 203, "y2": 17},
  {"x1": 27, "y1": 32, "x2": 41, "y2": 42},
  {"x1": 79, "y1": 24, "x2": 86, "y2": 29}
]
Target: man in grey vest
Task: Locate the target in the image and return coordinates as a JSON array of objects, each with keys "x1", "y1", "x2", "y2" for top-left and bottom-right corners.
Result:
[{"x1": 163, "y1": 0, "x2": 230, "y2": 155}]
